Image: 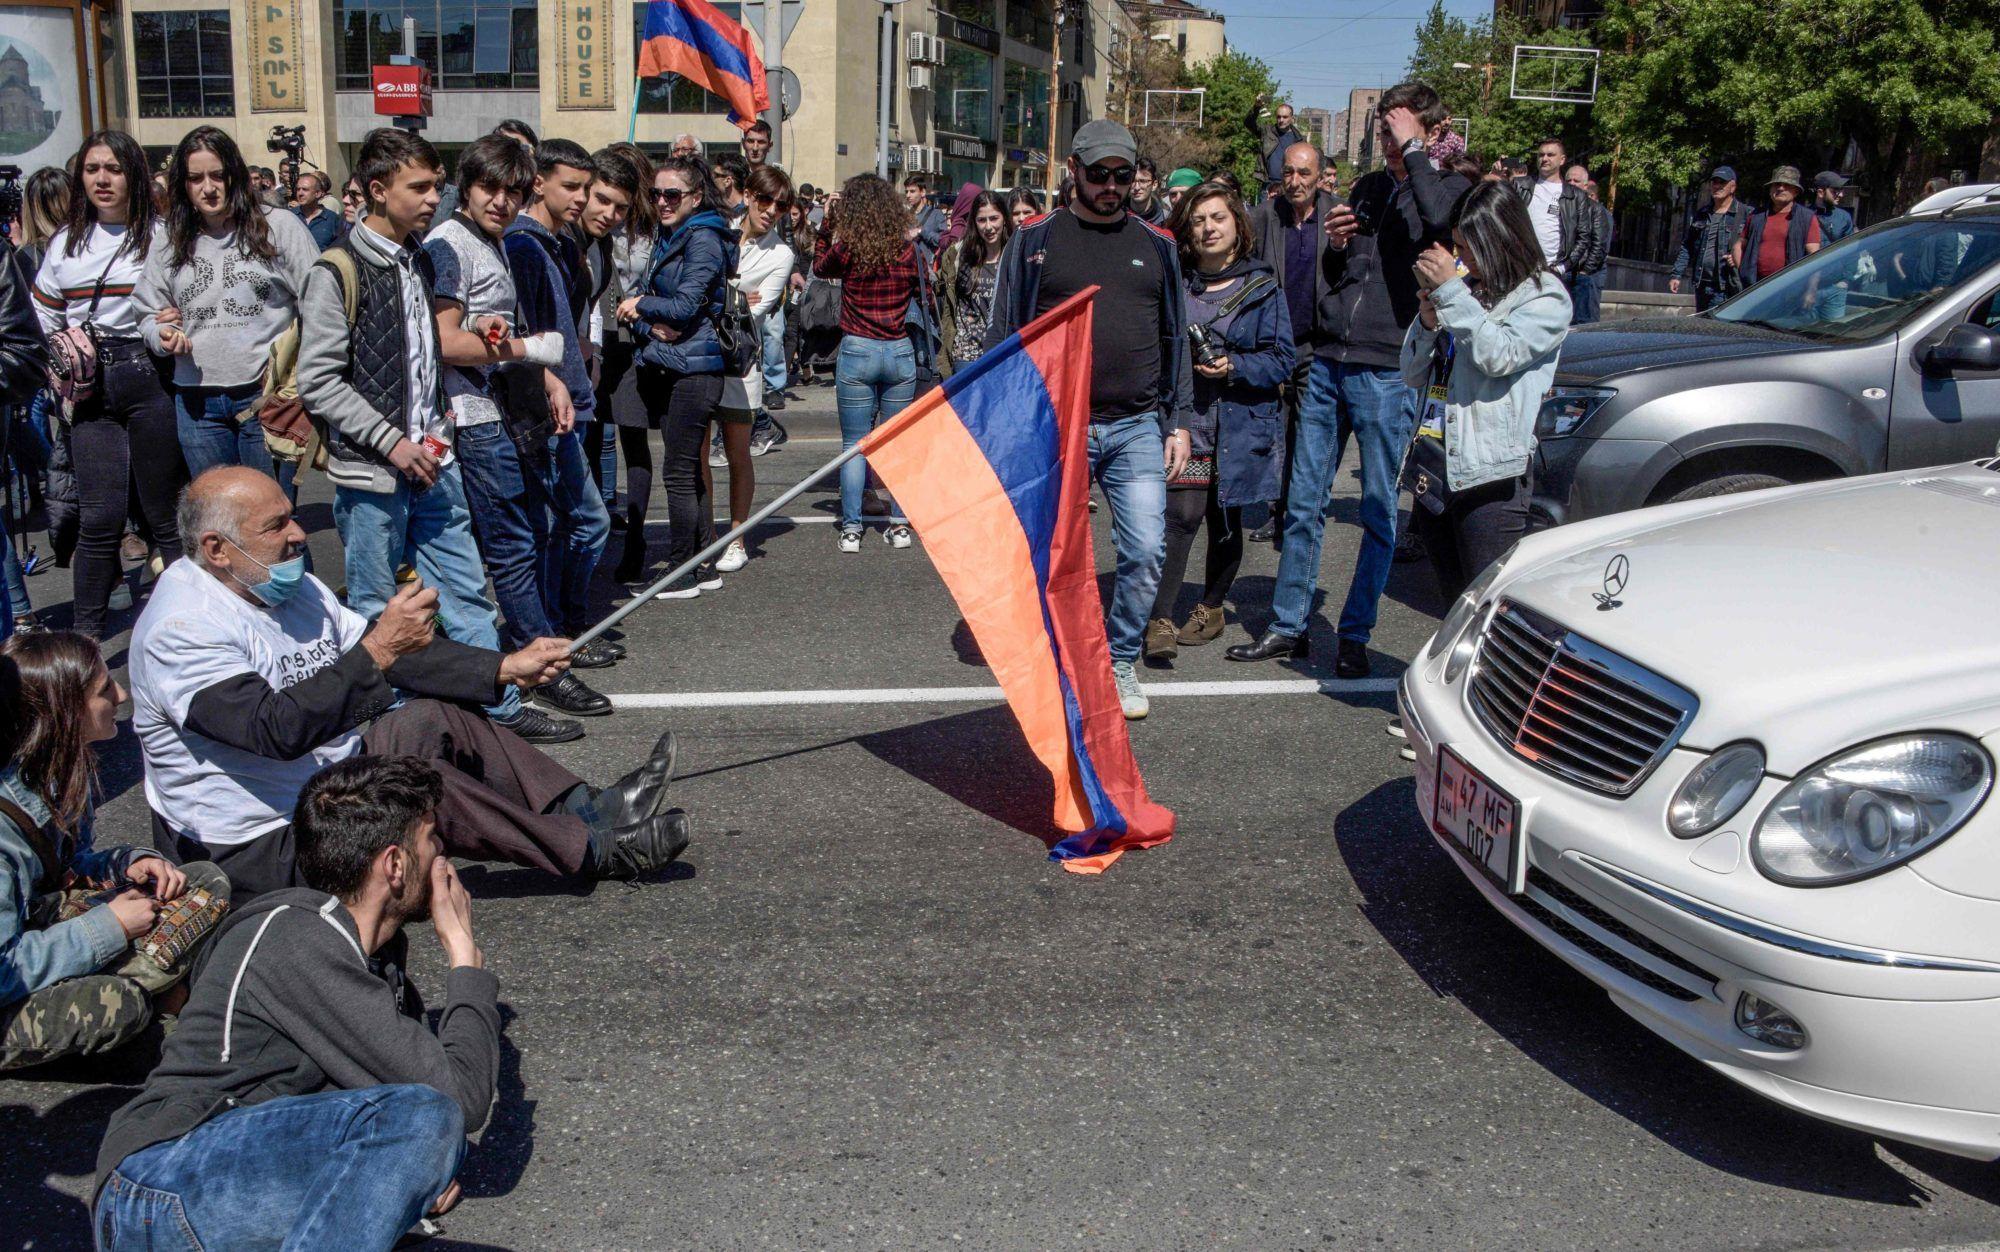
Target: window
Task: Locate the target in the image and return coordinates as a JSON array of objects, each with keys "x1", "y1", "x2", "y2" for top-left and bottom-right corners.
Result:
[
  {"x1": 634, "y1": 3, "x2": 738, "y2": 114},
  {"x1": 935, "y1": 0, "x2": 993, "y2": 26},
  {"x1": 333, "y1": 0, "x2": 539, "y2": 91},
  {"x1": 1003, "y1": 0, "x2": 1050, "y2": 47},
  {"x1": 134, "y1": 10, "x2": 235, "y2": 119},
  {"x1": 1001, "y1": 62, "x2": 1047, "y2": 150},
  {"x1": 934, "y1": 43, "x2": 992, "y2": 140}
]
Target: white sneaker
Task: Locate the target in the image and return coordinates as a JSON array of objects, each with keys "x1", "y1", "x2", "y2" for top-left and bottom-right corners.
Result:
[
  {"x1": 1386, "y1": 716, "x2": 1407, "y2": 739},
  {"x1": 884, "y1": 524, "x2": 913, "y2": 549},
  {"x1": 715, "y1": 539, "x2": 749, "y2": 572},
  {"x1": 695, "y1": 563, "x2": 724, "y2": 591},
  {"x1": 837, "y1": 529, "x2": 862, "y2": 554},
  {"x1": 1111, "y1": 660, "x2": 1149, "y2": 720},
  {"x1": 107, "y1": 581, "x2": 133, "y2": 612}
]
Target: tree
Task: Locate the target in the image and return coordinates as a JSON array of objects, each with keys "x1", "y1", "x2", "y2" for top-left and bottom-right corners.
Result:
[
  {"x1": 1406, "y1": 1, "x2": 1599, "y2": 172},
  {"x1": 1594, "y1": 0, "x2": 2000, "y2": 217},
  {"x1": 1184, "y1": 49, "x2": 1284, "y2": 190}
]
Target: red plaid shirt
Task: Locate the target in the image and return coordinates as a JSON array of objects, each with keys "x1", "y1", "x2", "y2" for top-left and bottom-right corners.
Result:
[{"x1": 812, "y1": 236, "x2": 920, "y2": 341}]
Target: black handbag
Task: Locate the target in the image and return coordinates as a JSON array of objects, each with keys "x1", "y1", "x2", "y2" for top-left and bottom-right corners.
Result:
[
  {"x1": 1402, "y1": 329, "x2": 1453, "y2": 516},
  {"x1": 712, "y1": 282, "x2": 759, "y2": 377}
]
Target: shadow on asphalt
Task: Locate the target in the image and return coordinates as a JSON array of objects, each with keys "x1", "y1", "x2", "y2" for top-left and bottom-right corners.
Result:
[
  {"x1": 457, "y1": 859, "x2": 696, "y2": 900},
  {"x1": 1333, "y1": 776, "x2": 1938, "y2": 1208},
  {"x1": 0, "y1": 1083, "x2": 134, "y2": 1251},
  {"x1": 855, "y1": 703, "x2": 1065, "y2": 853},
  {"x1": 460, "y1": 1008, "x2": 533, "y2": 1202}
]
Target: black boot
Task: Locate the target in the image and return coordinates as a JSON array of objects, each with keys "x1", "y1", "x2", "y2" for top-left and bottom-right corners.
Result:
[
  {"x1": 1225, "y1": 630, "x2": 1308, "y2": 663},
  {"x1": 597, "y1": 809, "x2": 693, "y2": 881},
  {"x1": 584, "y1": 730, "x2": 678, "y2": 831},
  {"x1": 614, "y1": 522, "x2": 647, "y2": 584},
  {"x1": 1335, "y1": 638, "x2": 1371, "y2": 679}
]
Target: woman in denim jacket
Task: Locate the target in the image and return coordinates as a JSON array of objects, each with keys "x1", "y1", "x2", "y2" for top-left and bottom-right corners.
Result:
[
  {"x1": 0, "y1": 632, "x2": 228, "y2": 1070},
  {"x1": 1401, "y1": 181, "x2": 1571, "y2": 597}
]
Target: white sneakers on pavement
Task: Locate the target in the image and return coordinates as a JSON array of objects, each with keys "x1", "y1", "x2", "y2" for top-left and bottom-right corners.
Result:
[
  {"x1": 1111, "y1": 660, "x2": 1148, "y2": 720},
  {"x1": 716, "y1": 539, "x2": 749, "y2": 572}
]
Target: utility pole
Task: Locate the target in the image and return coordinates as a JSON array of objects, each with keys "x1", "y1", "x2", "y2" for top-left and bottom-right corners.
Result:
[
  {"x1": 878, "y1": 0, "x2": 909, "y2": 178},
  {"x1": 764, "y1": 0, "x2": 783, "y2": 165},
  {"x1": 1047, "y1": 0, "x2": 1066, "y2": 194}
]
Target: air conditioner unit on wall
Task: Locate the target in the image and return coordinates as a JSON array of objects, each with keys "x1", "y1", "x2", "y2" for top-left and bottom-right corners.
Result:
[
  {"x1": 907, "y1": 31, "x2": 940, "y2": 64},
  {"x1": 908, "y1": 64, "x2": 933, "y2": 92},
  {"x1": 908, "y1": 145, "x2": 941, "y2": 174}
]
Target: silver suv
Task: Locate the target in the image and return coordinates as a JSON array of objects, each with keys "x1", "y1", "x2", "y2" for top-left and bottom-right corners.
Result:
[{"x1": 1532, "y1": 191, "x2": 2000, "y2": 524}]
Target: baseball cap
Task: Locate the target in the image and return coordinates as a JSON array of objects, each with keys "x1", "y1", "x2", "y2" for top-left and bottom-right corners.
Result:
[
  {"x1": 1812, "y1": 169, "x2": 1850, "y2": 191},
  {"x1": 1071, "y1": 119, "x2": 1138, "y2": 166},
  {"x1": 1709, "y1": 165, "x2": 1737, "y2": 183},
  {"x1": 1165, "y1": 167, "x2": 1203, "y2": 192},
  {"x1": 1767, "y1": 165, "x2": 1804, "y2": 190}
]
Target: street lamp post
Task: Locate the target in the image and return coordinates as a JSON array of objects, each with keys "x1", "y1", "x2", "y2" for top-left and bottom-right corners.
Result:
[{"x1": 878, "y1": 0, "x2": 911, "y2": 178}]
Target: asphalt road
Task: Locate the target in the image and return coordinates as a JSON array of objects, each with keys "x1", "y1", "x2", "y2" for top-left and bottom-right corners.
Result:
[{"x1": 6, "y1": 389, "x2": 2000, "y2": 1251}]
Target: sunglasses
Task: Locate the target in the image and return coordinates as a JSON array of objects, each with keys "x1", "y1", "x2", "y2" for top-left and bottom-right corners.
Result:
[
  {"x1": 341, "y1": 189, "x2": 365, "y2": 201},
  {"x1": 1081, "y1": 163, "x2": 1137, "y2": 186},
  {"x1": 751, "y1": 192, "x2": 790, "y2": 210},
  {"x1": 652, "y1": 187, "x2": 686, "y2": 206}
]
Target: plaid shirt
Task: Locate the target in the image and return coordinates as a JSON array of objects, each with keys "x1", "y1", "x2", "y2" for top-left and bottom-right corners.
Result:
[{"x1": 812, "y1": 236, "x2": 919, "y2": 341}]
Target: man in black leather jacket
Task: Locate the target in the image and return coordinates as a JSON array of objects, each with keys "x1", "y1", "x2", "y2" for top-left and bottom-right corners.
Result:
[
  {"x1": 0, "y1": 238, "x2": 46, "y2": 633},
  {"x1": 1512, "y1": 137, "x2": 1604, "y2": 283}
]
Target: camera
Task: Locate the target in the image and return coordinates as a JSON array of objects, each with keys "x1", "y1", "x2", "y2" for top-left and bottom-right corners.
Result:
[
  {"x1": 267, "y1": 125, "x2": 307, "y2": 156},
  {"x1": 0, "y1": 165, "x2": 20, "y2": 232},
  {"x1": 1187, "y1": 322, "x2": 1226, "y2": 369}
]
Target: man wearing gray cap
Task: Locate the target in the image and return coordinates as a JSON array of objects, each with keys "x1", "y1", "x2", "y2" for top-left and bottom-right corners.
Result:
[
  {"x1": 1669, "y1": 164, "x2": 1752, "y2": 311},
  {"x1": 985, "y1": 118, "x2": 1195, "y2": 722},
  {"x1": 1812, "y1": 170, "x2": 1855, "y2": 243}
]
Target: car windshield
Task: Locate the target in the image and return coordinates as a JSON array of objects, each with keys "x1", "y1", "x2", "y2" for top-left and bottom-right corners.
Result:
[{"x1": 1711, "y1": 216, "x2": 2000, "y2": 341}]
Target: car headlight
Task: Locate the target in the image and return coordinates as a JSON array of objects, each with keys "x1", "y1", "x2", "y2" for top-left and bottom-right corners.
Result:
[
  {"x1": 1751, "y1": 735, "x2": 1993, "y2": 886},
  {"x1": 1536, "y1": 386, "x2": 1617, "y2": 438},
  {"x1": 1424, "y1": 550, "x2": 1510, "y2": 663},
  {"x1": 1667, "y1": 742, "x2": 1765, "y2": 837}
]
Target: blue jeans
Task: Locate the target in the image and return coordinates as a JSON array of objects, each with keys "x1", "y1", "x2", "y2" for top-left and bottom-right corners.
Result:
[
  {"x1": 1569, "y1": 271, "x2": 1603, "y2": 325},
  {"x1": 835, "y1": 335, "x2": 916, "y2": 529},
  {"x1": 175, "y1": 383, "x2": 274, "y2": 479},
  {"x1": 1270, "y1": 358, "x2": 1417, "y2": 644},
  {"x1": 97, "y1": 1084, "x2": 464, "y2": 1250},
  {"x1": 456, "y1": 420, "x2": 556, "y2": 648},
  {"x1": 1087, "y1": 414, "x2": 1168, "y2": 664},
  {"x1": 761, "y1": 307, "x2": 788, "y2": 396},
  {"x1": 539, "y1": 428, "x2": 610, "y2": 637},
  {"x1": 333, "y1": 462, "x2": 521, "y2": 718}
]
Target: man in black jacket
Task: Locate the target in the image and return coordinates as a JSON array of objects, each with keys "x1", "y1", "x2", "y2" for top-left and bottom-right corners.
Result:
[
  {"x1": 131, "y1": 468, "x2": 691, "y2": 899},
  {"x1": 0, "y1": 238, "x2": 45, "y2": 636},
  {"x1": 1513, "y1": 137, "x2": 1602, "y2": 286},
  {"x1": 96, "y1": 757, "x2": 495, "y2": 1248},
  {"x1": 1229, "y1": 83, "x2": 1470, "y2": 678}
]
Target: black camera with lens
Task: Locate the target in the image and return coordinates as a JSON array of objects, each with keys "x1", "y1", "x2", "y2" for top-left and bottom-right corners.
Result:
[
  {"x1": 267, "y1": 125, "x2": 307, "y2": 156},
  {"x1": 1187, "y1": 321, "x2": 1226, "y2": 369}
]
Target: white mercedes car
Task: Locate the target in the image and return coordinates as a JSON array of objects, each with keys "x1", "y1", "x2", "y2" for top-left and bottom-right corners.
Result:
[{"x1": 1399, "y1": 460, "x2": 2000, "y2": 1159}]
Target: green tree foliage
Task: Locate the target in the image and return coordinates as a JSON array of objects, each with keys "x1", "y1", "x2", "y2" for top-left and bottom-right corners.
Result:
[
  {"x1": 1594, "y1": 0, "x2": 2000, "y2": 215},
  {"x1": 1406, "y1": 2, "x2": 1598, "y2": 172}
]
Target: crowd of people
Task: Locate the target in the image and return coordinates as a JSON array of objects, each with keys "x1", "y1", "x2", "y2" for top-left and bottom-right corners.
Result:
[{"x1": 0, "y1": 74, "x2": 1628, "y2": 1244}]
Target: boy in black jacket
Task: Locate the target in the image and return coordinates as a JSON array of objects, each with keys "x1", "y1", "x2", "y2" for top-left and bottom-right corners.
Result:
[{"x1": 95, "y1": 757, "x2": 493, "y2": 1247}]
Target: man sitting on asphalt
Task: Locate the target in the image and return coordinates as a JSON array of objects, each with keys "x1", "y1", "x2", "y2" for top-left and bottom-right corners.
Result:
[
  {"x1": 130, "y1": 467, "x2": 690, "y2": 900},
  {"x1": 95, "y1": 756, "x2": 498, "y2": 1248}
]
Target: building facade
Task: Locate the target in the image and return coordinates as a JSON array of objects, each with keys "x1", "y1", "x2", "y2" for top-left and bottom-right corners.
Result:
[
  {"x1": 58, "y1": 0, "x2": 1112, "y2": 196},
  {"x1": 1114, "y1": 0, "x2": 1222, "y2": 68},
  {"x1": 1341, "y1": 86, "x2": 1381, "y2": 170},
  {"x1": 1294, "y1": 105, "x2": 1331, "y2": 157}
]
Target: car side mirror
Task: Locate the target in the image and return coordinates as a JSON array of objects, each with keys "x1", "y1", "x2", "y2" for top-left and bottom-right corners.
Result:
[{"x1": 1924, "y1": 323, "x2": 2000, "y2": 376}]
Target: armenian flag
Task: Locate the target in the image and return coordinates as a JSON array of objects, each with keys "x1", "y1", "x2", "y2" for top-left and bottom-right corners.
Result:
[
  {"x1": 637, "y1": 0, "x2": 770, "y2": 129},
  {"x1": 858, "y1": 290, "x2": 1176, "y2": 874}
]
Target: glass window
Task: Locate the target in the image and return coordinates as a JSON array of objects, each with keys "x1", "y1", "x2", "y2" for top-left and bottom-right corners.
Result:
[
  {"x1": 1002, "y1": 62, "x2": 1047, "y2": 150},
  {"x1": 936, "y1": 0, "x2": 993, "y2": 26},
  {"x1": 632, "y1": 3, "x2": 740, "y2": 114},
  {"x1": 331, "y1": 0, "x2": 540, "y2": 90},
  {"x1": 1713, "y1": 220, "x2": 2000, "y2": 342},
  {"x1": 133, "y1": 10, "x2": 235, "y2": 119},
  {"x1": 1004, "y1": 0, "x2": 1050, "y2": 47},
  {"x1": 934, "y1": 43, "x2": 992, "y2": 140}
]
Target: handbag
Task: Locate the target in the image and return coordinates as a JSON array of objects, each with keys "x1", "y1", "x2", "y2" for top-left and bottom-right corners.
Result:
[
  {"x1": 712, "y1": 281, "x2": 759, "y2": 378},
  {"x1": 43, "y1": 251, "x2": 120, "y2": 421},
  {"x1": 1402, "y1": 329, "x2": 1454, "y2": 516}
]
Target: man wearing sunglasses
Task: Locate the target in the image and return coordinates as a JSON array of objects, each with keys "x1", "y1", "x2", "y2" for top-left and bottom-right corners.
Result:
[
  {"x1": 1669, "y1": 164, "x2": 1750, "y2": 310},
  {"x1": 984, "y1": 119, "x2": 1195, "y2": 722}
]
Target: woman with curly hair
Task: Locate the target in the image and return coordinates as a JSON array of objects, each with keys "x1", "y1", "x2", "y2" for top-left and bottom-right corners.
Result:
[
  {"x1": 137, "y1": 126, "x2": 321, "y2": 480},
  {"x1": 810, "y1": 173, "x2": 921, "y2": 554}
]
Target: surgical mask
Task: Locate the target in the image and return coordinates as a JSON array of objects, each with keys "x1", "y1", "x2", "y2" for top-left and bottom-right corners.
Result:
[{"x1": 226, "y1": 539, "x2": 307, "y2": 607}]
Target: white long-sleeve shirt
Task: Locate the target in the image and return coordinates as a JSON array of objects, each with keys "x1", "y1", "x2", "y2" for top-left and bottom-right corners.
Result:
[{"x1": 33, "y1": 222, "x2": 164, "y2": 340}]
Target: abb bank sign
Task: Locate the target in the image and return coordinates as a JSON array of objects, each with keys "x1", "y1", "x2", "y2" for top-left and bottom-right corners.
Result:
[{"x1": 371, "y1": 65, "x2": 433, "y2": 117}]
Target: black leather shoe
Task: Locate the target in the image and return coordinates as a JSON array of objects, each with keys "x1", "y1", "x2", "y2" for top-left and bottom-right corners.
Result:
[
  {"x1": 602, "y1": 809, "x2": 693, "y2": 881},
  {"x1": 588, "y1": 730, "x2": 677, "y2": 831},
  {"x1": 1335, "y1": 639, "x2": 1371, "y2": 679},
  {"x1": 1225, "y1": 631, "x2": 1308, "y2": 663},
  {"x1": 570, "y1": 639, "x2": 621, "y2": 670},
  {"x1": 1248, "y1": 517, "x2": 1279, "y2": 545},
  {"x1": 532, "y1": 672, "x2": 613, "y2": 717},
  {"x1": 492, "y1": 706, "x2": 585, "y2": 744},
  {"x1": 595, "y1": 639, "x2": 628, "y2": 661}
]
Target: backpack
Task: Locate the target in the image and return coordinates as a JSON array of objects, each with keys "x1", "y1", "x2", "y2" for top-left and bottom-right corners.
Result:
[{"x1": 259, "y1": 246, "x2": 359, "y2": 466}]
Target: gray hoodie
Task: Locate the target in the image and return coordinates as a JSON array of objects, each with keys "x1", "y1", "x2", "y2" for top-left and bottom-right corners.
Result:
[
  {"x1": 135, "y1": 206, "x2": 322, "y2": 389},
  {"x1": 95, "y1": 886, "x2": 499, "y2": 1191}
]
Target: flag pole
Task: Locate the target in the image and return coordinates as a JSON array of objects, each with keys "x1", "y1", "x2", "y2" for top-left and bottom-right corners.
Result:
[{"x1": 569, "y1": 440, "x2": 871, "y2": 651}]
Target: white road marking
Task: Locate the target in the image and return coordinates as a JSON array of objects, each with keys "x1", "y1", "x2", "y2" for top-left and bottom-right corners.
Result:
[{"x1": 609, "y1": 677, "x2": 1398, "y2": 709}]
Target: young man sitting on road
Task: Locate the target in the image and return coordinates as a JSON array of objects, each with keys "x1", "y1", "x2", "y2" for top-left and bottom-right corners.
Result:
[{"x1": 95, "y1": 756, "x2": 496, "y2": 1248}]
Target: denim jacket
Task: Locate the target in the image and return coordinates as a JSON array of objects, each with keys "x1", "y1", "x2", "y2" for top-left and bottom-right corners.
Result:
[
  {"x1": 1401, "y1": 272, "x2": 1571, "y2": 493},
  {"x1": 0, "y1": 765, "x2": 157, "y2": 1007}
]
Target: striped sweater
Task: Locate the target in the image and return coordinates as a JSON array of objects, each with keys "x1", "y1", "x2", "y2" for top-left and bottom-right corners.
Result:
[{"x1": 32, "y1": 222, "x2": 164, "y2": 341}]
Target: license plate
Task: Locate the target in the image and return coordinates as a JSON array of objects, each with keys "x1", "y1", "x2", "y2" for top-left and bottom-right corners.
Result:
[{"x1": 1434, "y1": 745, "x2": 1520, "y2": 893}]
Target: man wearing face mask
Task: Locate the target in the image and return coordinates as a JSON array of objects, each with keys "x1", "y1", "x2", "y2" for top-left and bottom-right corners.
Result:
[{"x1": 128, "y1": 468, "x2": 694, "y2": 901}]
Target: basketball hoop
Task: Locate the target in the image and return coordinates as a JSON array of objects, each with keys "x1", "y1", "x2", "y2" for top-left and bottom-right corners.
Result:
[{"x1": 1510, "y1": 45, "x2": 1599, "y2": 105}]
